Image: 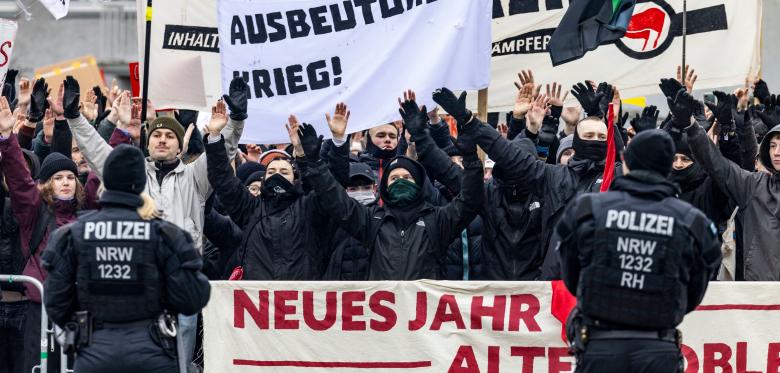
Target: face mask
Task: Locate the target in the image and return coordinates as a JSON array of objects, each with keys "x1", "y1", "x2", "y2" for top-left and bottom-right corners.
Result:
[
  {"x1": 78, "y1": 171, "x2": 89, "y2": 186},
  {"x1": 386, "y1": 178, "x2": 420, "y2": 208},
  {"x1": 572, "y1": 138, "x2": 607, "y2": 161},
  {"x1": 347, "y1": 190, "x2": 376, "y2": 205},
  {"x1": 262, "y1": 173, "x2": 293, "y2": 198},
  {"x1": 669, "y1": 162, "x2": 706, "y2": 191}
]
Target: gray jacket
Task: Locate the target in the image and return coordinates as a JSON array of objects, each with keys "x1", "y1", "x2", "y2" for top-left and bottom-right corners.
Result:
[
  {"x1": 687, "y1": 123, "x2": 780, "y2": 280},
  {"x1": 67, "y1": 114, "x2": 243, "y2": 252}
]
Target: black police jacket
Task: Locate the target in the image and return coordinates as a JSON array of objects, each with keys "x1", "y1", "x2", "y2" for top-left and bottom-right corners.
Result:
[
  {"x1": 41, "y1": 191, "x2": 211, "y2": 326},
  {"x1": 555, "y1": 172, "x2": 722, "y2": 328}
]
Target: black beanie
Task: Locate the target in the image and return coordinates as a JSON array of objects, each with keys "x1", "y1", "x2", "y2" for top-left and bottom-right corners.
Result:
[
  {"x1": 245, "y1": 171, "x2": 265, "y2": 187},
  {"x1": 39, "y1": 153, "x2": 78, "y2": 182},
  {"x1": 103, "y1": 144, "x2": 147, "y2": 195},
  {"x1": 623, "y1": 129, "x2": 676, "y2": 177},
  {"x1": 237, "y1": 161, "x2": 265, "y2": 184},
  {"x1": 675, "y1": 134, "x2": 693, "y2": 158}
]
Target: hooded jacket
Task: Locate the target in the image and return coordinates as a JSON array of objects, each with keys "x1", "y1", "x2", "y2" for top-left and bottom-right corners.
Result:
[
  {"x1": 302, "y1": 155, "x2": 483, "y2": 280},
  {"x1": 205, "y1": 137, "x2": 331, "y2": 280},
  {"x1": 67, "y1": 114, "x2": 243, "y2": 252},
  {"x1": 468, "y1": 117, "x2": 622, "y2": 280},
  {"x1": 0, "y1": 134, "x2": 79, "y2": 302},
  {"x1": 415, "y1": 130, "x2": 543, "y2": 280},
  {"x1": 687, "y1": 123, "x2": 780, "y2": 280}
]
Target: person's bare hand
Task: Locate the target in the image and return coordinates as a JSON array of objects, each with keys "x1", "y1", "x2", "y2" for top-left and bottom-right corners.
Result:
[
  {"x1": 107, "y1": 78, "x2": 120, "y2": 104},
  {"x1": 116, "y1": 91, "x2": 132, "y2": 127},
  {"x1": 561, "y1": 106, "x2": 582, "y2": 126},
  {"x1": 133, "y1": 97, "x2": 157, "y2": 122},
  {"x1": 676, "y1": 65, "x2": 697, "y2": 92},
  {"x1": 127, "y1": 103, "x2": 143, "y2": 141},
  {"x1": 43, "y1": 109, "x2": 55, "y2": 143},
  {"x1": 427, "y1": 106, "x2": 441, "y2": 125},
  {"x1": 611, "y1": 86, "x2": 622, "y2": 123},
  {"x1": 246, "y1": 144, "x2": 262, "y2": 163},
  {"x1": 17, "y1": 78, "x2": 31, "y2": 107},
  {"x1": 81, "y1": 89, "x2": 98, "y2": 122},
  {"x1": 497, "y1": 122, "x2": 508, "y2": 139},
  {"x1": 48, "y1": 83, "x2": 65, "y2": 117},
  {"x1": 0, "y1": 96, "x2": 15, "y2": 137},
  {"x1": 206, "y1": 99, "x2": 228, "y2": 136},
  {"x1": 326, "y1": 102, "x2": 350, "y2": 140},
  {"x1": 527, "y1": 95, "x2": 550, "y2": 134},
  {"x1": 285, "y1": 114, "x2": 304, "y2": 157},
  {"x1": 513, "y1": 83, "x2": 534, "y2": 119},
  {"x1": 547, "y1": 82, "x2": 568, "y2": 107}
]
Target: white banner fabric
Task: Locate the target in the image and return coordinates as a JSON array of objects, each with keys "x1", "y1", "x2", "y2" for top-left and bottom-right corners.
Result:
[
  {"x1": 217, "y1": 0, "x2": 492, "y2": 144},
  {"x1": 203, "y1": 281, "x2": 780, "y2": 373},
  {"x1": 40, "y1": 0, "x2": 69, "y2": 20},
  {"x1": 0, "y1": 19, "x2": 17, "y2": 89}
]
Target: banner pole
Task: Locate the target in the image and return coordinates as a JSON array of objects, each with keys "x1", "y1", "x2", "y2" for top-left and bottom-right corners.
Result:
[
  {"x1": 681, "y1": 0, "x2": 687, "y2": 79},
  {"x1": 477, "y1": 88, "x2": 488, "y2": 161},
  {"x1": 140, "y1": 0, "x2": 153, "y2": 122}
]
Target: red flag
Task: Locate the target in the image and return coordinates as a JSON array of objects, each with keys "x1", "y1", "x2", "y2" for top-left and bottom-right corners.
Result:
[
  {"x1": 600, "y1": 103, "x2": 617, "y2": 192},
  {"x1": 550, "y1": 280, "x2": 577, "y2": 343}
]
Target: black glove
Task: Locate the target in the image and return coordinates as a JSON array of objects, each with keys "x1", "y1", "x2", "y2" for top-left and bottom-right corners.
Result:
[
  {"x1": 3, "y1": 69, "x2": 18, "y2": 103},
  {"x1": 62, "y1": 76, "x2": 81, "y2": 119},
  {"x1": 399, "y1": 99, "x2": 428, "y2": 141},
  {"x1": 753, "y1": 79, "x2": 771, "y2": 104},
  {"x1": 756, "y1": 94, "x2": 780, "y2": 128},
  {"x1": 705, "y1": 91, "x2": 736, "y2": 132},
  {"x1": 432, "y1": 87, "x2": 472, "y2": 125},
  {"x1": 28, "y1": 78, "x2": 48, "y2": 122},
  {"x1": 571, "y1": 82, "x2": 604, "y2": 118},
  {"x1": 658, "y1": 78, "x2": 685, "y2": 100},
  {"x1": 93, "y1": 86, "x2": 107, "y2": 116},
  {"x1": 596, "y1": 82, "x2": 614, "y2": 117},
  {"x1": 223, "y1": 77, "x2": 249, "y2": 121},
  {"x1": 732, "y1": 107, "x2": 750, "y2": 133},
  {"x1": 630, "y1": 105, "x2": 659, "y2": 134},
  {"x1": 298, "y1": 123, "x2": 323, "y2": 163},
  {"x1": 667, "y1": 88, "x2": 697, "y2": 130}
]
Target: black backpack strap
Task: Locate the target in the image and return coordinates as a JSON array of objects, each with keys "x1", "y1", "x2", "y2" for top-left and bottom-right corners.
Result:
[{"x1": 28, "y1": 203, "x2": 55, "y2": 259}]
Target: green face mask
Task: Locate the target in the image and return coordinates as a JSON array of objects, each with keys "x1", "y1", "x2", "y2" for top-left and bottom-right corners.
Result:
[{"x1": 386, "y1": 178, "x2": 420, "y2": 207}]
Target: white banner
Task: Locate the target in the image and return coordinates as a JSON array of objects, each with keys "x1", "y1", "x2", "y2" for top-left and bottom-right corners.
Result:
[
  {"x1": 0, "y1": 19, "x2": 17, "y2": 89},
  {"x1": 204, "y1": 281, "x2": 780, "y2": 373},
  {"x1": 40, "y1": 0, "x2": 69, "y2": 20},
  {"x1": 483, "y1": 0, "x2": 763, "y2": 112},
  {"x1": 217, "y1": 0, "x2": 491, "y2": 144}
]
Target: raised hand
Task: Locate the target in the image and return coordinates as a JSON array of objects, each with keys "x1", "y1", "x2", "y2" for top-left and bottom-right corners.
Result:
[
  {"x1": 630, "y1": 105, "x2": 659, "y2": 134},
  {"x1": 285, "y1": 115, "x2": 304, "y2": 157},
  {"x1": 43, "y1": 109, "x2": 55, "y2": 143},
  {"x1": 107, "y1": 78, "x2": 120, "y2": 105},
  {"x1": 28, "y1": 78, "x2": 48, "y2": 123},
  {"x1": 62, "y1": 76, "x2": 81, "y2": 119},
  {"x1": 246, "y1": 144, "x2": 262, "y2": 163},
  {"x1": 526, "y1": 94, "x2": 550, "y2": 134},
  {"x1": 127, "y1": 103, "x2": 143, "y2": 141},
  {"x1": 48, "y1": 82, "x2": 65, "y2": 117},
  {"x1": 667, "y1": 88, "x2": 697, "y2": 130},
  {"x1": 571, "y1": 82, "x2": 604, "y2": 118},
  {"x1": 298, "y1": 122, "x2": 323, "y2": 162},
  {"x1": 0, "y1": 96, "x2": 15, "y2": 137},
  {"x1": 17, "y1": 78, "x2": 31, "y2": 108},
  {"x1": 547, "y1": 82, "x2": 568, "y2": 108},
  {"x1": 752, "y1": 79, "x2": 771, "y2": 104},
  {"x1": 206, "y1": 99, "x2": 229, "y2": 137},
  {"x1": 705, "y1": 91, "x2": 736, "y2": 130},
  {"x1": 223, "y1": 77, "x2": 249, "y2": 121},
  {"x1": 398, "y1": 90, "x2": 427, "y2": 140},
  {"x1": 133, "y1": 97, "x2": 157, "y2": 123},
  {"x1": 659, "y1": 78, "x2": 685, "y2": 100},
  {"x1": 432, "y1": 87, "x2": 472, "y2": 125},
  {"x1": 513, "y1": 83, "x2": 534, "y2": 119},
  {"x1": 561, "y1": 105, "x2": 582, "y2": 126},
  {"x1": 81, "y1": 88, "x2": 98, "y2": 122},
  {"x1": 597, "y1": 82, "x2": 614, "y2": 118},
  {"x1": 676, "y1": 65, "x2": 697, "y2": 92},
  {"x1": 326, "y1": 102, "x2": 350, "y2": 140},
  {"x1": 427, "y1": 106, "x2": 441, "y2": 124},
  {"x1": 116, "y1": 91, "x2": 132, "y2": 126}
]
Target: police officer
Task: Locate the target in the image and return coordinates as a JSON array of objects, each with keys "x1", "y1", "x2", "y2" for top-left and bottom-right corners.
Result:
[
  {"x1": 42, "y1": 144, "x2": 211, "y2": 373},
  {"x1": 554, "y1": 129, "x2": 721, "y2": 372}
]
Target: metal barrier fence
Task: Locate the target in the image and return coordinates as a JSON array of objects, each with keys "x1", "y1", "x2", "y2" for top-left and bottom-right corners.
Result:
[{"x1": 0, "y1": 274, "x2": 48, "y2": 373}]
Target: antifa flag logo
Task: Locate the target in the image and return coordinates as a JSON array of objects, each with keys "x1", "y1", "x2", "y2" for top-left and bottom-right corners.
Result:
[{"x1": 614, "y1": 0, "x2": 728, "y2": 59}]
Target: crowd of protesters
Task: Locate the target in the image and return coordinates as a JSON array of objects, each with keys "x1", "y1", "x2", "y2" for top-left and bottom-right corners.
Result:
[{"x1": 0, "y1": 63, "x2": 778, "y2": 372}]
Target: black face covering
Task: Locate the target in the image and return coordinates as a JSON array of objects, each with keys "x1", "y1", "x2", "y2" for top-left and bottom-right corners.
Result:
[
  {"x1": 262, "y1": 173, "x2": 294, "y2": 199},
  {"x1": 366, "y1": 132, "x2": 398, "y2": 160},
  {"x1": 78, "y1": 171, "x2": 89, "y2": 186},
  {"x1": 572, "y1": 137, "x2": 607, "y2": 161},
  {"x1": 670, "y1": 162, "x2": 707, "y2": 192}
]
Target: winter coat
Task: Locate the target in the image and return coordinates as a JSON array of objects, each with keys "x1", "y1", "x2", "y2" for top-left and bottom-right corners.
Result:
[
  {"x1": 205, "y1": 137, "x2": 330, "y2": 280},
  {"x1": 67, "y1": 114, "x2": 243, "y2": 252},
  {"x1": 0, "y1": 134, "x2": 79, "y2": 302},
  {"x1": 469, "y1": 117, "x2": 622, "y2": 280},
  {"x1": 302, "y1": 155, "x2": 484, "y2": 280},
  {"x1": 687, "y1": 123, "x2": 780, "y2": 280}
]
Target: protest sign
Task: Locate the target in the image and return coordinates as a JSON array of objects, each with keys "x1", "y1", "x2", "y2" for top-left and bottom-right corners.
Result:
[
  {"x1": 217, "y1": 0, "x2": 492, "y2": 144},
  {"x1": 34, "y1": 56, "x2": 106, "y2": 98},
  {"x1": 0, "y1": 19, "x2": 17, "y2": 90},
  {"x1": 483, "y1": 0, "x2": 763, "y2": 112},
  {"x1": 204, "y1": 281, "x2": 780, "y2": 372}
]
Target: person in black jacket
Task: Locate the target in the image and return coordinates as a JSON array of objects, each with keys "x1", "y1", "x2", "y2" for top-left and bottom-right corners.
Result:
[
  {"x1": 555, "y1": 129, "x2": 721, "y2": 373},
  {"x1": 297, "y1": 94, "x2": 484, "y2": 280},
  {"x1": 407, "y1": 95, "x2": 544, "y2": 280},
  {"x1": 42, "y1": 144, "x2": 211, "y2": 373},
  {"x1": 433, "y1": 85, "x2": 623, "y2": 280},
  {"x1": 0, "y1": 175, "x2": 27, "y2": 373}
]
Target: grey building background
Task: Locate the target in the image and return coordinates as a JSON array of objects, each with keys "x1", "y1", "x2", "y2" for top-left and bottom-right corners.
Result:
[{"x1": 0, "y1": 0, "x2": 777, "y2": 99}]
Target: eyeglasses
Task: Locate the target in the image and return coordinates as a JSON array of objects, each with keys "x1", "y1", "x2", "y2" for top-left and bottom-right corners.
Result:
[{"x1": 248, "y1": 186, "x2": 262, "y2": 193}]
